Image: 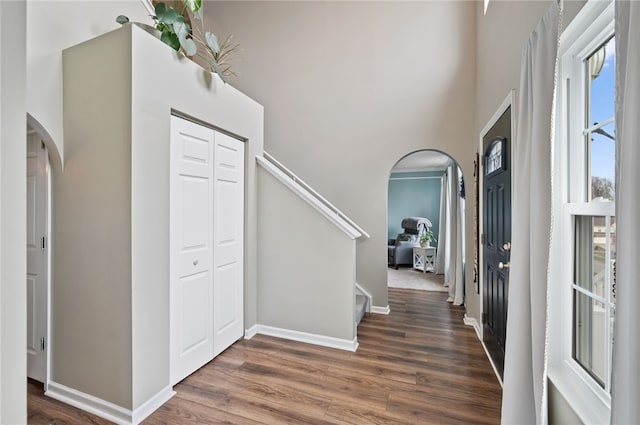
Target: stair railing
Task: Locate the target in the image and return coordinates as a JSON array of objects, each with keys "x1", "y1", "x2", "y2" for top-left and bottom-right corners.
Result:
[{"x1": 257, "y1": 152, "x2": 370, "y2": 240}]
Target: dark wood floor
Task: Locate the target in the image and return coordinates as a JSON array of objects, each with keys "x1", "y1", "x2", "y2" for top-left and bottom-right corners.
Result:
[{"x1": 28, "y1": 288, "x2": 502, "y2": 424}]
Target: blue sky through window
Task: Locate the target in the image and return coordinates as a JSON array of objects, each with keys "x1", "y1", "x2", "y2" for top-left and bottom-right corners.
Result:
[{"x1": 589, "y1": 37, "x2": 615, "y2": 184}]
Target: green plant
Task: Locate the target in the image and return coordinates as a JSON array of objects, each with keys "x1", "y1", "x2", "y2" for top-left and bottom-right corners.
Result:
[
  {"x1": 116, "y1": 0, "x2": 237, "y2": 83},
  {"x1": 420, "y1": 230, "x2": 435, "y2": 244},
  {"x1": 193, "y1": 32, "x2": 239, "y2": 80}
]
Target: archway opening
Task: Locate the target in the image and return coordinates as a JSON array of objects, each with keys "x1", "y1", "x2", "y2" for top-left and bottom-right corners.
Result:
[
  {"x1": 386, "y1": 149, "x2": 466, "y2": 305},
  {"x1": 25, "y1": 114, "x2": 59, "y2": 395}
]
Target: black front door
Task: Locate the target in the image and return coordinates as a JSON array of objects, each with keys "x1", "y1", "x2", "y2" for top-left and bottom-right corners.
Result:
[{"x1": 482, "y1": 107, "x2": 512, "y2": 379}]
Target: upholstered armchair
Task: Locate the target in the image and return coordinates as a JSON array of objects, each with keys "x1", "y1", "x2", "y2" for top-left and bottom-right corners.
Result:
[
  {"x1": 388, "y1": 235, "x2": 417, "y2": 269},
  {"x1": 387, "y1": 217, "x2": 433, "y2": 269}
]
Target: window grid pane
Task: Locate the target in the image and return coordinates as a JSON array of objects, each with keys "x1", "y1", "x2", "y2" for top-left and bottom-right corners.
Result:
[
  {"x1": 572, "y1": 213, "x2": 615, "y2": 391},
  {"x1": 585, "y1": 37, "x2": 616, "y2": 202},
  {"x1": 573, "y1": 290, "x2": 606, "y2": 387}
]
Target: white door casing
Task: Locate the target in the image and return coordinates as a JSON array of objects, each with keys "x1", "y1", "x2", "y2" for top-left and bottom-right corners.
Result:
[
  {"x1": 213, "y1": 132, "x2": 245, "y2": 357},
  {"x1": 26, "y1": 133, "x2": 48, "y2": 383},
  {"x1": 170, "y1": 116, "x2": 215, "y2": 385}
]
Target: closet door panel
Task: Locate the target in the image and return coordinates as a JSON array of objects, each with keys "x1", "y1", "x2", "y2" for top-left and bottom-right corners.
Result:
[
  {"x1": 170, "y1": 116, "x2": 214, "y2": 385},
  {"x1": 213, "y1": 132, "x2": 245, "y2": 356}
]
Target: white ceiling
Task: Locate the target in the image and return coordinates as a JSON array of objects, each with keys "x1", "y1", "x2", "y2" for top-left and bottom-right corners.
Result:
[{"x1": 391, "y1": 150, "x2": 452, "y2": 173}]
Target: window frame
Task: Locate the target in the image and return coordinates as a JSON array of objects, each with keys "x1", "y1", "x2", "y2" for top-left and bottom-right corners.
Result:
[{"x1": 548, "y1": 1, "x2": 615, "y2": 423}]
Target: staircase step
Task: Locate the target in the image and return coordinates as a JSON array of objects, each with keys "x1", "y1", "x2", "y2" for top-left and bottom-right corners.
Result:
[{"x1": 356, "y1": 294, "x2": 368, "y2": 325}]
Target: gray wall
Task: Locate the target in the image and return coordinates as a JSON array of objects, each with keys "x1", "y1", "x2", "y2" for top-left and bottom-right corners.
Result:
[
  {"x1": 0, "y1": 1, "x2": 27, "y2": 422},
  {"x1": 258, "y1": 167, "x2": 356, "y2": 341},
  {"x1": 388, "y1": 172, "x2": 443, "y2": 240},
  {"x1": 206, "y1": 1, "x2": 477, "y2": 308},
  {"x1": 58, "y1": 28, "x2": 133, "y2": 407}
]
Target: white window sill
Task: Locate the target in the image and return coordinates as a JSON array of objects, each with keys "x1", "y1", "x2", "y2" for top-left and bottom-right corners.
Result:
[{"x1": 548, "y1": 364, "x2": 611, "y2": 425}]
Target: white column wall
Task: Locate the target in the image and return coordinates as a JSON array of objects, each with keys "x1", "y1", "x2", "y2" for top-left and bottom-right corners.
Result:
[
  {"x1": 58, "y1": 25, "x2": 264, "y2": 415},
  {"x1": 0, "y1": 0, "x2": 27, "y2": 423}
]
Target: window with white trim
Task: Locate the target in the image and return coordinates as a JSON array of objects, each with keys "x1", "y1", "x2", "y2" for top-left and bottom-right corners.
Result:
[
  {"x1": 550, "y1": 1, "x2": 615, "y2": 422},
  {"x1": 571, "y1": 31, "x2": 616, "y2": 390}
]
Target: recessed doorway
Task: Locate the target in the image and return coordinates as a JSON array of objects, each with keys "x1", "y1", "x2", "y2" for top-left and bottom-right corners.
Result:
[
  {"x1": 26, "y1": 126, "x2": 50, "y2": 386},
  {"x1": 386, "y1": 150, "x2": 466, "y2": 304}
]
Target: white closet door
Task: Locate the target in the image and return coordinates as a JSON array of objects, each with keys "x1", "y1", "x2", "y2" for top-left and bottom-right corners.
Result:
[
  {"x1": 170, "y1": 116, "x2": 215, "y2": 385},
  {"x1": 213, "y1": 132, "x2": 245, "y2": 356}
]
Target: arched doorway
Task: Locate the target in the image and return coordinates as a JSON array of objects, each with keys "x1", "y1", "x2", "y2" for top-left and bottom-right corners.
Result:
[
  {"x1": 386, "y1": 149, "x2": 466, "y2": 305},
  {"x1": 25, "y1": 114, "x2": 61, "y2": 389}
]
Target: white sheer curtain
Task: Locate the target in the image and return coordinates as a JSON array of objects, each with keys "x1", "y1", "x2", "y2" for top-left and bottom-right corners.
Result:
[
  {"x1": 435, "y1": 173, "x2": 447, "y2": 275},
  {"x1": 611, "y1": 1, "x2": 640, "y2": 422},
  {"x1": 444, "y1": 166, "x2": 456, "y2": 288},
  {"x1": 449, "y1": 187, "x2": 464, "y2": 306},
  {"x1": 501, "y1": 3, "x2": 560, "y2": 424},
  {"x1": 443, "y1": 166, "x2": 463, "y2": 305}
]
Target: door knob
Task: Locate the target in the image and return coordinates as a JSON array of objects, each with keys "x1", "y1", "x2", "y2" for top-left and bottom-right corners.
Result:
[
  {"x1": 193, "y1": 259, "x2": 199, "y2": 266},
  {"x1": 498, "y1": 261, "x2": 510, "y2": 270},
  {"x1": 503, "y1": 242, "x2": 512, "y2": 251}
]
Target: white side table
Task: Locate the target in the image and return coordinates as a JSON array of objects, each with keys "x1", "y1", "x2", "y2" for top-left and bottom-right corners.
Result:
[{"x1": 413, "y1": 246, "x2": 436, "y2": 273}]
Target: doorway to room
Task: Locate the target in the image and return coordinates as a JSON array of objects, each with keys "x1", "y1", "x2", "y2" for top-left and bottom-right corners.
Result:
[
  {"x1": 26, "y1": 121, "x2": 54, "y2": 388},
  {"x1": 386, "y1": 150, "x2": 466, "y2": 304}
]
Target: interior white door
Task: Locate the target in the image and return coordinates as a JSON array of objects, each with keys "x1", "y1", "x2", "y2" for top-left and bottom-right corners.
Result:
[
  {"x1": 170, "y1": 116, "x2": 215, "y2": 385},
  {"x1": 26, "y1": 133, "x2": 48, "y2": 383},
  {"x1": 213, "y1": 132, "x2": 245, "y2": 356}
]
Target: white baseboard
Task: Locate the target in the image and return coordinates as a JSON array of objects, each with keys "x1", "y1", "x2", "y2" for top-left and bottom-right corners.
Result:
[
  {"x1": 463, "y1": 314, "x2": 482, "y2": 339},
  {"x1": 371, "y1": 305, "x2": 390, "y2": 315},
  {"x1": 253, "y1": 324, "x2": 358, "y2": 352},
  {"x1": 46, "y1": 381, "x2": 175, "y2": 425},
  {"x1": 244, "y1": 324, "x2": 258, "y2": 339},
  {"x1": 131, "y1": 386, "x2": 175, "y2": 424},
  {"x1": 46, "y1": 381, "x2": 132, "y2": 425},
  {"x1": 463, "y1": 315, "x2": 503, "y2": 388}
]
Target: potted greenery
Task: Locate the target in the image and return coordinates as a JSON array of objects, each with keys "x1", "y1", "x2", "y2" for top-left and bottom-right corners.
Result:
[
  {"x1": 116, "y1": 0, "x2": 238, "y2": 82},
  {"x1": 420, "y1": 230, "x2": 435, "y2": 248}
]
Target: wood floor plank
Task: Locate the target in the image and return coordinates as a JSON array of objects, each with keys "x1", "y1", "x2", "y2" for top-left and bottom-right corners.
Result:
[
  {"x1": 27, "y1": 288, "x2": 502, "y2": 425},
  {"x1": 386, "y1": 392, "x2": 500, "y2": 425},
  {"x1": 175, "y1": 381, "x2": 336, "y2": 425},
  {"x1": 192, "y1": 365, "x2": 333, "y2": 416},
  {"x1": 142, "y1": 395, "x2": 264, "y2": 425},
  {"x1": 324, "y1": 399, "x2": 408, "y2": 425}
]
